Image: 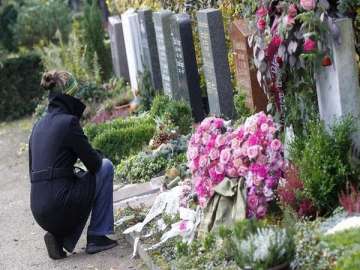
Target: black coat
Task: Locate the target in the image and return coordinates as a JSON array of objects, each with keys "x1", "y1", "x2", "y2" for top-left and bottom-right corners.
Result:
[{"x1": 29, "y1": 93, "x2": 102, "y2": 243}]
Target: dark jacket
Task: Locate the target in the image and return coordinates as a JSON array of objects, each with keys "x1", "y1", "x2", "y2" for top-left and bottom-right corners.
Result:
[{"x1": 29, "y1": 93, "x2": 102, "y2": 245}]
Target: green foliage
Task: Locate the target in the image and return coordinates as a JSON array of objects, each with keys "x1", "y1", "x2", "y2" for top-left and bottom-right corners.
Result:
[
  {"x1": 290, "y1": 118, "x2": 356, "y2": 215},
  {"x1": 150, "y1": 95, "x2": 193, "y2": 135},
  {"x1": 83, "y1": 0, "x2": 111, "y2": 80},
  {"x1": 115, "y1": 154, "x2": 168, "y2": 184},
  {"x1": 0, "y1": 53, "x2": 44, "y2": 121},
  {"x1": 39, "y1": 20, "x2": 102, "y2": 85},
  {"x1": 13, "y1": 0, "x2": 71, "y2": 48},
  {"x1": 137, "y1": 71, "x2": 156, "y2": 112},
  {"x1": 0, "y1": 4, "x2": 17, "y2": 51},
  {"x1": 85, "y1": 115, "x2": 155, "y2": 163},
  {"x1": 233, "y1": 90, "x2": 252, "y2": 121},
  {"x1": 335, "y1": 250, "x2": 360, "y2": 270}
]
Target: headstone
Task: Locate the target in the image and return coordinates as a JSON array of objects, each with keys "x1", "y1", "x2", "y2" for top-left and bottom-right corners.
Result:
[
  {"x1": 315, "y1": 18, "x2": 360, "y2": 154},
  {"x1": 108, "y1": 16, "x2": 130, "y2": 82},
  {"x1": 229, "y1": 19, "x2": 268, "y2": 112},
  {"x1": 170, "y1": 13, "x2": 205, "y2": 122},
  {"x1": 153, "y1": 10, "x2": 178, "y2": 98},
  {"x1": 122, "y1": 10, "x2": 144, "y2": 95},
  {"x1": 197, "y1": 8, "x2": 234, "y2": 119},
  {"x1": 138, "y1": 8, "x2": 163, "y2": 91}
]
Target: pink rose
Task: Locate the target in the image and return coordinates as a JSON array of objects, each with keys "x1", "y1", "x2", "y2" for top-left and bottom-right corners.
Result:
[
  {"x1": 238, "y1": 165, "x2": 249, "y2": 176},
  {"x1": 247, "y1": 194, "x2": 259, "y2": 210},
  {"x1": 209, "y1": 148, "x2": 220, "y2": 160},
  {"x1": 257, "y1": 18, "x2": 266, "y2": 32},
  {"x1": 265, "y1": 177, "x2": 277, "y2": 189},
  {"x1": 256, "y1": 6, "x2": 268, "y2": 17},
  {"x1": 247, "y1": 145, "x2": 260, "y2": 159},
  {"x1": 220, "y1": 148, "x2": 231, "y2": 164},
  {"x1": 285, "y1": 15, "x2": 296, "y2": 27},
  {"x1": 194, "y1": 133, "x2": 201, "y2": 144},
  {"x1": 288, "y1": 4, "x2": 298, "y2": 17},
  {"x1": 270, "y1": 139, "x2": 282, "y2": 151},
  {"x1": 233, "y1": 149, "x2": 243, "y2": 159},
  {"x1": 260, "y1": 123, "x2": 269, "y2": 132},
  {"x1": 188, "y1": 147, "x2": 199, "y2": 159},
  {"x1": 231, "y1": 138, "x2": 240, "y2": 148},
  {"x1": 303, "y1": 38, "x2": 317, "y2": 52},
  {"x1": 226, "y1": 166, "x2": 238, "y2": 178},
  {"x1": 213, "y1": 118, "x2": 224, "y2": 129},
  {"x1": 209, "y1": 166, "x2": 225, "y2": 183},
  {"x1": 256, "y1": 205, "x2": 267, "y2": 219},
  {"x1": 199, "y1": 155, "x2": 208, "y2": 167},
  {"x1": 300, "y1": 0, "x2": 316, "y2": 11},
  {"x1": 215, "y1": 163, "x2": 225, "y2": 174},
  {"x1": 215, "y1": 135, "x2": 227, "y2": 147}
]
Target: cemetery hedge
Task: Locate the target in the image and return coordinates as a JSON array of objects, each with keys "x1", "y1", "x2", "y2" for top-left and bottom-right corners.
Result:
[
  {"x1": 85, "y1": 116, "x2": 156, "y2": 164},
  {"x1": 0, "y1": 53, "x2": 44, "y2": 121}
]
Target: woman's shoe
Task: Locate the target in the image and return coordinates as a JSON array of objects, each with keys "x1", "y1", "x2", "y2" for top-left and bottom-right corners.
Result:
[
  {"x1": 85, "y1": 235, "x2": 118, "y2": 254},
  {"x1": 44, "y1": 232, "x2": 67, "y2": 260}
]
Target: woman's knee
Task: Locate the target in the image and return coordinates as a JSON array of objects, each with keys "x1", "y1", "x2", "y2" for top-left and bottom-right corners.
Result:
[{"x1": 101, "y1": 158, "x2": 114, "y2": 178}]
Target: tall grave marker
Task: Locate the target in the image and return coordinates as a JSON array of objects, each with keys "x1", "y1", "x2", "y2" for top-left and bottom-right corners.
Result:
[
  {"x1": 170, "y1": 13, "x2": 205, "y2": 122},
  {"x1": 138, "y1": 8, "x2": 162, "y2": 91},
  {"x1": 122, "y1": 9, "x2": 143, "y2": 95},
  {"x1": 229, "y1": 19, "x2": 267, "y2": 112},
  {"x1": 108, "y1": 15, "x2": 130, "y2": 82},
  {"x1": 315, "y1": 18, "x2": 360, "y2": 154},
  {"x1": 197, "y1": 8, "x2": 234, "y2": 118},
  {"x1": 153, "y1": 10, "x2": 178, "y2": 98}
]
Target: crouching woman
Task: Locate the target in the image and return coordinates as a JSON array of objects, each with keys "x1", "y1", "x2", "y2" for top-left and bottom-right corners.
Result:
[{"x1": 29, "y1": 70, "x2": 117, "y2": 260}]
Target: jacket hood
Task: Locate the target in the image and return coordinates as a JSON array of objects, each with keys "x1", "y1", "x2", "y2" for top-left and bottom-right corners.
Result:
[{"x1": 48, "y1": 92, "x2": 86, "y2": 118}]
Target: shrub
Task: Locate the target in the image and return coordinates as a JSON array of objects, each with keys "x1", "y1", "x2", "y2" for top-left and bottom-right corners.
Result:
[
  {"x1": 0, "y1": 53, "x2": 44, "y2": 121},
  {"x1": 289, "y1": 118, "x2": 356, "y2": 215},
  {"x1": 0, "y1": 4, "x2": 18, "y2": 51},
  {"x1": 83, "y1": 0, "x2": 111, "y2": 80},
  {"x1": 339, "y1": 183, "x2": 360, "y2": 215},
  {"x1": 13, "y1": 0, "x2": 71, "y2": 48},
  {"x1": 233, "y1": 90, "x2": 252, "y2": 121},
  {"x1": 85, "y1": 116, "x2": 155, "y2": 163},
  {"x1": 150, "y1": 95, "x2": 193, "y2": 135}
]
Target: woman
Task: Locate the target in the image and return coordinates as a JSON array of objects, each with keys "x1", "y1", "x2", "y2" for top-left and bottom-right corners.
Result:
[{"x1": 29, "y1": 70, "x2": 117, "y2": 260}]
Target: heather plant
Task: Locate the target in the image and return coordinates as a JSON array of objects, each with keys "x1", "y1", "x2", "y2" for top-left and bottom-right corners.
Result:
[{"x1": 339, "y1": 183, "x2": 360, "y2": 215}]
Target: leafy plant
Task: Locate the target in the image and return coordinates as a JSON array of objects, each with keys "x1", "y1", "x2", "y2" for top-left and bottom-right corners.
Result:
[
  {"x1": 0, "y1": 4, "x2": 18, "y2": 51},
  {"x1": 233, "y1": 90, "x2": 252, "y2": 121},
  {"x1": 290, "y1": 118, "x2": 356, "y2": 215},
  {"x1": 83, "y1": 0, "x2": 111, "y2": 80},
  {"x1": 13, "y1": 0, "x2": 71, "y2": 48},
  {"x1": 150, "y1": 95, "x2": 193, "y2": 135}
]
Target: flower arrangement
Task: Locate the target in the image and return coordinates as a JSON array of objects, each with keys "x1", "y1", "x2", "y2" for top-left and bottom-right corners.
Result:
[
  {"x1": 248, "y1": 0, "x2": 340, "y2": 115},
  {"x1": 187, "y1": 112, "x2": 285, "y2": 219}
]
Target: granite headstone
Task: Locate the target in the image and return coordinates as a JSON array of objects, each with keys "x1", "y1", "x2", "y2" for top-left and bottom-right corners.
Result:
[
  {"x1": 170, "y1": 13, "x2": 205, "y2": 122},
  {"x1": 108, "y1": 15, "x2": 130, "y2": 82},
  {"x1": 153, "y1": 10, "x2": 178, "y2": 98},
  {"x1": 197, "y1": 8, "x2": 234, "y2": 119},
  {"x1": 138, "y1": 8, "x2": 162, "y2": 91},
  {"x1": 121, "y1": 9, "x2": 144, "y2": 95},
  {"x1": 229, "y1": 19, "x2": 267, "y2": 112}
]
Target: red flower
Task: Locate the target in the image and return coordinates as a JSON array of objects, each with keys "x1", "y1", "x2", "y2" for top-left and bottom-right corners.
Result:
[
  {"x1": 256, "y1": 6, "x2": 268, "y2": 17},
  {"x1": 321, "y1": 55, "x2": 332, "y2": 67},
  {"x1": 257, "y1": 18, "x2": 266, "y2": 32},
  {"x1": 267, "y1": 35, "x2": 283, "y2": 60},
  {"x1": 303, "y1": 38, "x2": 317, "y2": 52}
]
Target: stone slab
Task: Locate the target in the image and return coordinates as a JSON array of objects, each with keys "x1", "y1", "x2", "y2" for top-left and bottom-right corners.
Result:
[
  {"x1": 197, "y1": 8, "x2": 234, "y2": 119},
  {"x1": 153, "y1": 10, "x2": 178, "y2": 98},
  {"x1": 122, "y1": 9, "x2": 144, "y2": 94},
  {"x1": 138, "y1": 8, "x2": 163, "y2": 91},
  {"x1": 170, "y1": 13, "x2": 205, "y2": 122},
  {"x1": 108, "y1": 16, "x2": 130, "y2": 81},
  {"x1": 229, "y1": 19, "x2": 267, "y2": 112}
]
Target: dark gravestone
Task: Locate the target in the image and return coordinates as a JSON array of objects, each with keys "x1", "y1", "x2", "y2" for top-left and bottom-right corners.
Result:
[
  {"x1": 153, "y1": 10, "x2": 178, "y2": 98},
  {"x1": 138, "y1": 8, "x2": 163, "y2": 91},
  {"x1": 108, "y1": 16, "x2": 130, "y2": 81},
  {"x1": 197, "y1": 8, "x2": 234, "y2": 119},
  {"x1": 170, "y1": 13, "x2": 205, "y2": 122},
  {"x1": 229, "y1": 19, "x2": 267, "y2": 112}
]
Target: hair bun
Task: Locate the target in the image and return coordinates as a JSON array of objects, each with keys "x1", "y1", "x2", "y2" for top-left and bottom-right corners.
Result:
[{"x1": 40, "y1": 70, "x2": 71, "y2": 91}]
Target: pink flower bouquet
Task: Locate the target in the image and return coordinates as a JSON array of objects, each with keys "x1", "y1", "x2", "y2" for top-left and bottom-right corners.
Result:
[{"x1": 187, "y1": 112, "x2": 285, "y2": 219}]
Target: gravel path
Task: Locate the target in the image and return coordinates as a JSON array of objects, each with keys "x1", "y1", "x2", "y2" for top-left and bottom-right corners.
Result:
[{"x1": 0, "y1": 118, "x2": 144, "y2": 270}]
